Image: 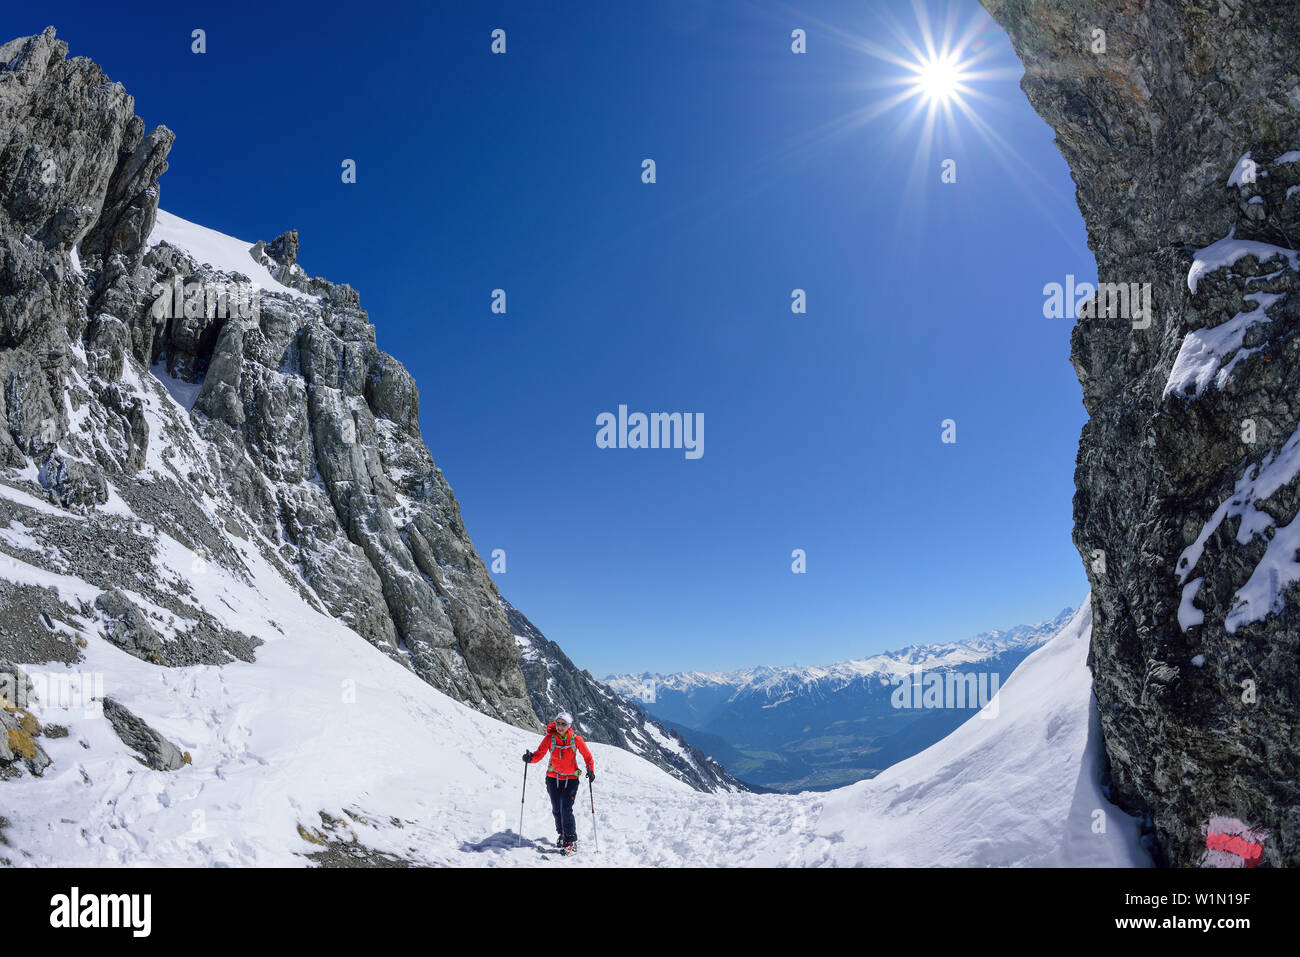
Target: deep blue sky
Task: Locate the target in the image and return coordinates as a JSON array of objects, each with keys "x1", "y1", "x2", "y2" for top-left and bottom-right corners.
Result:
[{"x1": 26, "y1": 1, "x2": 1094, "y2": 675}]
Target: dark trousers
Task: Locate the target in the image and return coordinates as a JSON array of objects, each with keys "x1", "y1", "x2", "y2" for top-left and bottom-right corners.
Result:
[{"x1": 546, "y1": 775, "x2": 580, "y2": 843}]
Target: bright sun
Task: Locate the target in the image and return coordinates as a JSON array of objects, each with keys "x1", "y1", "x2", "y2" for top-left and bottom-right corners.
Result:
[
  {"x1": 775, "y1": 2, "x2": 1033, "y2": 207},
  {"x1": 912, "y1": 52, "x2": 965, "y2": 104},
  {"x1": 785, "y1": 4, "x2": 1060, "y2": 239},
  {"x1": 846, "y1": 3, "x2": 1012, "y2": 134}
]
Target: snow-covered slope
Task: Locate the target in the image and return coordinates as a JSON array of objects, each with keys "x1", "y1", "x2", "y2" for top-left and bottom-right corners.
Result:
[
  {"x1": 148, "y1": 210, "x2": 314, "y2": 300},
  {"x1": 809, "y1": 603, "x2": 1148, "y2": 866},
  {"x1": 5, "y1": 538, "x2": 1146, "y2": 866}
]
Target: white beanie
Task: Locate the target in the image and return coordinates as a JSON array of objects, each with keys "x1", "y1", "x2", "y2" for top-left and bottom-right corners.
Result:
[{"x1": 555, "y1": 711, "x2": 574, "y2": 727}]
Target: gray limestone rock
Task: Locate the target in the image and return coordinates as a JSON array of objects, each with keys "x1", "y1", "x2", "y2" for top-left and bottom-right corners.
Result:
[
  {"x1": 39, "y1": 451, "x2": 108, "y2": 511},
  {"x1": 0, "y1": 661, "x2": 51, "y2": 776},
  {"x1": 102, "y1": 697, "x2": 187, "y2": 771},
  {"x1": 0, "y1": 26, "x2": 538, "y2": 733},
  {"x1": 94, "y1": 588, "x2": 164, "y2": 662},
  {"x1": 982, "y1": 0, "x2": 1300, "y2": 865}
]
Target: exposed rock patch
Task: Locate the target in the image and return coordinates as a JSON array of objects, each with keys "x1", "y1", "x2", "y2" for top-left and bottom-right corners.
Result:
[
  {"x1": 0, "y1": 661, "x2": 51, "y2": 777},
  {"x1": 102, "y1": 697, "x2": 188, "y2": 771}
]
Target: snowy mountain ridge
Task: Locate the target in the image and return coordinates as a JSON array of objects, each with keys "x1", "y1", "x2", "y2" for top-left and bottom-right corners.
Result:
[
  {"x1": 601, "y1": 608, "x2": 1077, "y2": 792},
  {"x1": 605, "y1": 607, "x2": 1074, "y2": 700}
]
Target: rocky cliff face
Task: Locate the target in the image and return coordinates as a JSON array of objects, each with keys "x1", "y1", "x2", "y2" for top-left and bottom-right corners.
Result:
[
  {"x1": 981, "y1": 0, "x2": 1300, "y2": 865},
  {"x1": 0, "y1": 26, "x2": 537, "y2": 741}
]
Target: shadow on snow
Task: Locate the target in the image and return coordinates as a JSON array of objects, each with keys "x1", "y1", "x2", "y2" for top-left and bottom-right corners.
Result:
[{"x1": 459, "y1": 830, "x2": 547, "y2": 853}]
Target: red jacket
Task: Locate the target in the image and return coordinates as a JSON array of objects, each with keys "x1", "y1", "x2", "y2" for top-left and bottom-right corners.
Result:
[{"x1": 530, "y1": 722, "x2": 594, "y2": 780}]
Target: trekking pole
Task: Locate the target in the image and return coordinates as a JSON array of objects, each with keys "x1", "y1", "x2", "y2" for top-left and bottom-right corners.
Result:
[
  {"x1": 517, "y1": 759, "x2": 529, "y2": 847},
  {"x1": 588, "y1": 778, "x2": 598, "y2": 852}
]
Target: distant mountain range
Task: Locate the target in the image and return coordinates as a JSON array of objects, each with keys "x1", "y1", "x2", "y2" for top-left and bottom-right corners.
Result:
[{"x1": 603, "y1": 609, "x2": 1076, "y2": 792}]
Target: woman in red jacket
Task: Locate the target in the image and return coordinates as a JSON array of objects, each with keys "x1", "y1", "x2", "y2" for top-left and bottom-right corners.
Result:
[{"x1": 523, "y1": 711, "x2": 594, "y2": 851}]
